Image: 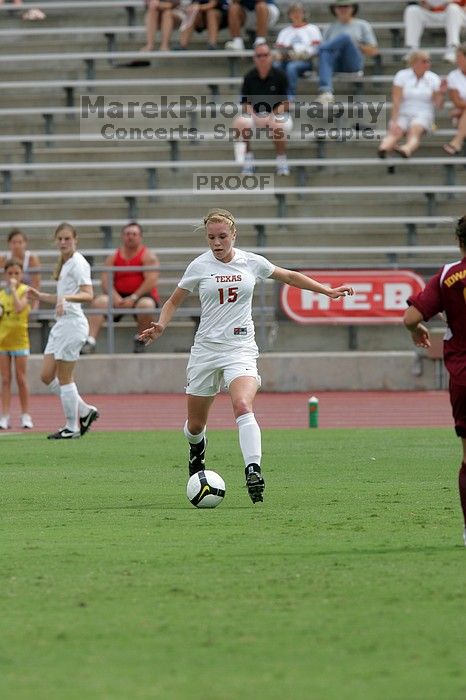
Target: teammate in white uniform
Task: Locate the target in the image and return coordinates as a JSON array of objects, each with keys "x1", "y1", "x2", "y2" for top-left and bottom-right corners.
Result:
[
  {"x1": 28, "y1": 223, "x2": 99, "y2": 439},
  {"x1": 139, "y1": 208, "x2": 354, "y2": 503}
]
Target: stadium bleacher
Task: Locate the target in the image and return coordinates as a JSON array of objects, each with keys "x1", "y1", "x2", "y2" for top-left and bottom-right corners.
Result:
[{"x1": 1, "y1": 0, "x2": 465, "y2": 360}]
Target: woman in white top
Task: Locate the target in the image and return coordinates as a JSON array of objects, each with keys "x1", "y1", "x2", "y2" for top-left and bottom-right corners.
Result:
[
  {"x1": 139, "y1": 208, "x2": 354, "y2": 504},
  {"x1": 444, "y1": 43, "x2": 466, "y2": 155},
  {"x1": 28, "y1": 223, "x2": 99, "y2": 440},
  {"x1": 378, "y1": 50, "x2": 443, "y2": 158},
  {"x1": 0, "y1": 229, "x2": 41, "y2": 309}
]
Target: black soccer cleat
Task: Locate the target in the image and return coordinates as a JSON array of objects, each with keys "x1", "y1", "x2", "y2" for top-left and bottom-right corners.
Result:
[
  {"x1": 245, "y1": 464, "x2": 265, "y2": 503},
  {"x1": 188, "y1": 437, "x2": 207, "y2": 476},
  {"x1": 47, "y1": 427, "x2": 81, "y2": 440},
  {"x1": 80, "y1": 407, "x2": 100, "y2": 436}
]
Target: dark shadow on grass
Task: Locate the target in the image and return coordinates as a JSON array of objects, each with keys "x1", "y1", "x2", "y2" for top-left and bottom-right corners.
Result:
[{"x1": 230, "y1": 545, "x2": 461, "y2": 557}]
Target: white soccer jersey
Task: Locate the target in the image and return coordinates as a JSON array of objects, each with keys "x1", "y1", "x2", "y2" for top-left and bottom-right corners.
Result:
[
  {"x1": 178, "y1": 248, "x2": 275, "y2": 348},
  {"x1": 56, "y1": 251, "x2": 92, "y2": 319}
]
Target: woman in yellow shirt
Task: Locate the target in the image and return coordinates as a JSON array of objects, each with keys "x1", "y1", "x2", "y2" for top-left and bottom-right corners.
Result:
[{"x1": 0, "y1": 258, "x2": 33, "y2": 429}]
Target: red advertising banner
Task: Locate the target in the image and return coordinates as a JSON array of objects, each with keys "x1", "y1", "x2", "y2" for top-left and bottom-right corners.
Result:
[{"x1": 280, "y1": 270, "x2": 425, "y2": 324}]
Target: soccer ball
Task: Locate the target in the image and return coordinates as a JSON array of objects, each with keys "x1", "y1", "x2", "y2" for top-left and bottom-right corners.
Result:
[{"x1": 186, "y1": 470, "x2": 226, "y2": 509}]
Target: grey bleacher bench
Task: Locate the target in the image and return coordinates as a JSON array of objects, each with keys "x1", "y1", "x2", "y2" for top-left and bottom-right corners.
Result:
[
  {"x1": 0, "y1": 128, "x2": 458, "y2": 163},
  {"x1": 2, "y1": 184, "x2": 465, "y2": 218},
  {"x1": 0, "y1": 215, "x2": 456, "y2": 248},
  {"x1": 2, "y1": 156, "x2": 466, "y2": 196}
]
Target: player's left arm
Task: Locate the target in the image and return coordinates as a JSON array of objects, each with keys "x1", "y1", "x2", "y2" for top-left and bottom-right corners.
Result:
[
  {"x1": 270, "y1": 267, "x2": 354, "y2": 299},
  {"x1": 403, "y1": 305, "x2": 431, "y2": 348}
]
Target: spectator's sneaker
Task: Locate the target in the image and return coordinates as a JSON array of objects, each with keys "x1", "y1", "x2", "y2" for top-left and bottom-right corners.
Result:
[
  {"x1": 80, "y1": 340, "x2": 96, "y2": 355},
  {"x1": 188, "y1": 437, "x2": 207, "y2": 476},
  {"x1": 80, "y1": 407, "x2": 100, "y2": 436},
  {"x1": 0, "y1": 415, "x2": 11, "y2": 430},
  {"x1": 276, "y1": 157, "x2": 290, "y2": 176},
  {"x1": 241, "y1": 154, "x2": 255, "y2": 175},
  {"x1": 133, "y1": 336, "x2": 147, "y2": 353},
  {"x1": 225, "y1": 37, "x2": 244, "y2": 50},
  {"x1": 245, "y1": 464, "x2": 265, "y2": 503},
  {"x1": 316, "y1": 91, "x2": 334, "y2": 104},
  {"x1": 47, "y1": 427, "x2": 81, "y2": 440},
  {"x1": 443, "y1": 48, "x2": 456, "y2": 64},
  {"x1": 253, "y1": 37, "x2": 266, "y2": 48},
  {"x1": 21, "y1": 413, "x2": 34, "y2": 429}
]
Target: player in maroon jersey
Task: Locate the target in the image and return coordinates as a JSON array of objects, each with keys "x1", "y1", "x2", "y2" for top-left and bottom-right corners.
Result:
[{"x1": 403, "y1": 215, "x2": 466, "y2": 546}]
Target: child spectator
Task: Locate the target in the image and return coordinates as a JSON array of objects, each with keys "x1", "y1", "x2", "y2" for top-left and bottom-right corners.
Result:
[{"x1": 0, "y1": 259, "x2": 33, "y2": 430}]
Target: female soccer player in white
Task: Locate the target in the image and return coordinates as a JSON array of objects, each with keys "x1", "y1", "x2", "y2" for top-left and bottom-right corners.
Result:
[
  {"x1": 28, "y1": 223, "x2": 99, "y2": 439},
  {"x1": 139, "y1": 208, "x2": 354, "y2": 503}
]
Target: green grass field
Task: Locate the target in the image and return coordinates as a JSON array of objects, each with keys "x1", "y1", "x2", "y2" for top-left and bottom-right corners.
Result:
[{"x1": 1, "y1": 427, "x2": 465, "y2": 700}]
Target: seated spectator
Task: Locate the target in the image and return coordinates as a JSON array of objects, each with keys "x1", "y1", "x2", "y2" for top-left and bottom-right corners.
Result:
[
  {"x1": 443, "y1": 42, "x2": 466, "y2": 153},
  {"x1": 0, "y1": 229, "x2": 41, "y2": 309},
  {"x1": 404, "y1": 1, "x2": 466, "y2": 65},
  {"x1": 81, "y1": 222, "x2": 160, "y2": 354},
  {"x1": 225, "y1": 0, "x2": 280, "y2": 50},
  {"x1": 176, "y1": 0, "x2": 229, "y2": 50},
  {"x1": 141, "y1": 0, "x2": 185, "y2": 51},
  {"x1": 273, "y1": 2, "x2": 322, "y2": 101},
  {"x1": 378, "y1": 51, "x2": 443, "y2": 159},
  {"x1": 231, "y1": 44, "x2": 291, "y2": 175},
  {"x1": 317, "y1": 1, "x2": 379, "y2": 104}
]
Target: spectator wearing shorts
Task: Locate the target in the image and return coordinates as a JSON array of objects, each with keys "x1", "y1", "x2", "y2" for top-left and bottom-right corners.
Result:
[
  {"x1": 232, "y1": 43, "x2": 292, "y2": 175},
  {"x1": 378, "y1": 50, "x2": 443, "y2": 158},
  {"x1": 28, "y1": 223, "x2": 99, "y2": 440},
  {"x1": 138, "y1": 207, "x2": 354, "y2": 504},
  {"x1": 0, "y1": 258, "x2": 33, "y2": 430},
  {"x1": 403, "y1": 215, "x2": 466, "y2": 546},
  {"x1": 225, "y1": 0, "x2": 280, "y2": 50},
  {"x1": 443, "y1": 42, "x2": 466, "y2": 154},
  {"x1": 175, "y1": 0, "x2": 229, "y2": 50},
  {"x1": 81, "y1": 222, "x2": 160, "y2": 355}
]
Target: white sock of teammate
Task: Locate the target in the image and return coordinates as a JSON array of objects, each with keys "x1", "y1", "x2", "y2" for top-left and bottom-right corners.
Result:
[
  {"x1": 47, "y1": 377, "x2": 61, "y2": 396},
  {"x1": 183, "y1": 420, "x2": 206, "y2": 445},
  {"x1": 236, "y1": 412, "x2": 261, "y2": 468},
  {"x1": 60, "y1": 382, "x2": 80, "y2": 432}
]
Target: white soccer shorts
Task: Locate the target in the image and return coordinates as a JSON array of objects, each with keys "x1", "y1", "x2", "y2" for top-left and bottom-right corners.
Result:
[{"x1": 185, "y1": 343, "x2": 261, "y2": 396}]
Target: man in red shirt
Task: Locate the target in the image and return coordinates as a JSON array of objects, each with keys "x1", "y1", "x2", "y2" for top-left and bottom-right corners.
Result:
[
  {"x1": 404, "y1": 215, "x2": 466, "y2": 546},
  {"x1": 81, "y1": 222, "x2": 160, "y2": 354}
]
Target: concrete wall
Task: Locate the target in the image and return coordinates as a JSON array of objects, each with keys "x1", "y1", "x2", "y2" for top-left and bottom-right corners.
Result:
[{"x1": 23, "y1": 352, "x2": 443, "y2": 394}]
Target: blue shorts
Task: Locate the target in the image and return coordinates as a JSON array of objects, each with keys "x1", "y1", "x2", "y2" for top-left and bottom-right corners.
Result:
[{"x1": 0, "y1": 349, "x2": 30, "y2": 357}]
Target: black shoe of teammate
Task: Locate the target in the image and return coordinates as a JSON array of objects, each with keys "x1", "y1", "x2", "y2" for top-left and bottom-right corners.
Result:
[
  {"x1": 188, "y1": 437, "x2": 207, "y2": 476},
  {"x1": 47, "y1": 427, "x2": 81, "y2": 440},
  {"x1": 245, "y1": 463, "x2": 265, "y2": 503}
]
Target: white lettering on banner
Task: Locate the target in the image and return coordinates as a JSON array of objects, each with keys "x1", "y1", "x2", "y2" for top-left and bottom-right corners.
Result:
[
  {"x1": 342, "y1": 283, "x2": 372, "y2": 310},
  {"x1": 384, "y1": 283, "x2": 413, "y2": 310},
  {"x1": 301, "y1": 289, "x2": 331, "y2": 310}
]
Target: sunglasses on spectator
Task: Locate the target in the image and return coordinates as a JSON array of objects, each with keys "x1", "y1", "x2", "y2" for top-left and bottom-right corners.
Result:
[{"x1": 255, "y1": 52, "x2": 270, "y2": 57}]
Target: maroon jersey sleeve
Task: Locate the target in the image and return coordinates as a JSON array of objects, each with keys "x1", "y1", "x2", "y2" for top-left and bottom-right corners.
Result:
[{"x1": 407, "y1": 271, "x2": 443, "y2": 320}]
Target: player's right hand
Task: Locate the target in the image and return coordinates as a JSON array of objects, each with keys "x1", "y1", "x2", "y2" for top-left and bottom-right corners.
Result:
[{"x1": 138, "y1": 322, "x2": 165, "y2": 345}]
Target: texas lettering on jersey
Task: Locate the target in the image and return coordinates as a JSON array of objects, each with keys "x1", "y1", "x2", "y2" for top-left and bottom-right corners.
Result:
[{"x1": 213, "y1": 275, "x2": 242, "y2": 283}]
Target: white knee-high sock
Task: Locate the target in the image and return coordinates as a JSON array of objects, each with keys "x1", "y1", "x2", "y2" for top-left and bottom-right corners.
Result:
[
  {"x1": 50, "y1": 377, "x2": 91, "y2": 418},
  {"x1": 60, "y1": 382, "x2": 80, "y2": 432},
  {"x1": 183, "y1": 420, "x2": 206, "y2": 445},
  {"x1": 236, "y1": 412, "x2": 261, "y2": 467},
  {"x1": 47, "y1": 377, "x2": 61, "y2": 396}
]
